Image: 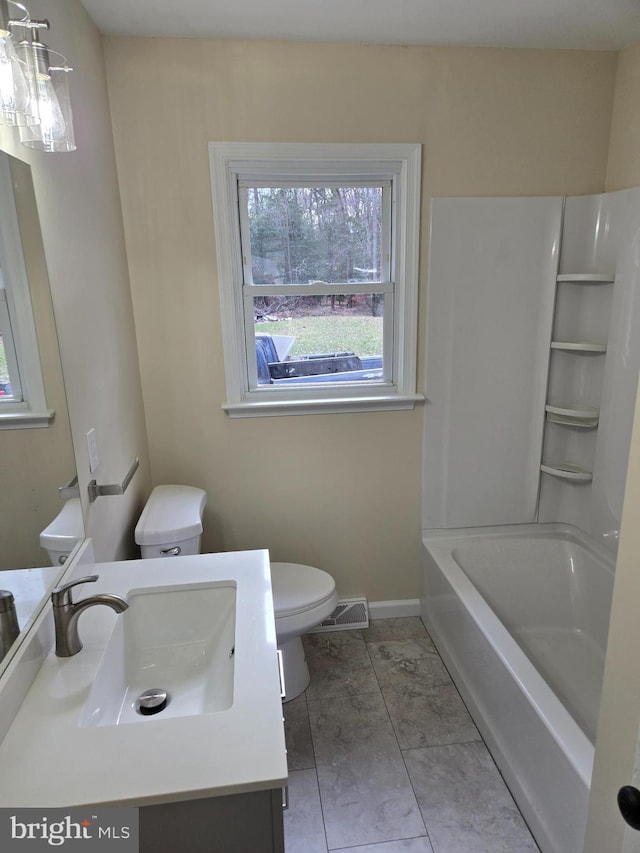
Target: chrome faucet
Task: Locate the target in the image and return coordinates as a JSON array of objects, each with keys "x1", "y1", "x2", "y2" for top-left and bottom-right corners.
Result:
[{"x1": 51, "y1": 575, "x2": 128, "y2": 657}]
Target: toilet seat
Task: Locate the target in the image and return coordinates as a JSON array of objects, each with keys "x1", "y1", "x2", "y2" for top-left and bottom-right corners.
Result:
[{"x1": 270, "y1": 562, "x2": 336, "y2": 618}]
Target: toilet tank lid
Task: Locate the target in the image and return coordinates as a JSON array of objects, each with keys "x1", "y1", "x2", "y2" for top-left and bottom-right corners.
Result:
[{"x1": 134, "y1": 485, "x2": 207, "y2": 546}]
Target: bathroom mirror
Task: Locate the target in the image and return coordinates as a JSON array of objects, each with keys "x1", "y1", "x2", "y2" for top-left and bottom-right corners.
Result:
[{"x1": 0, "y1": 149, "x2": 83, "y2": 674}]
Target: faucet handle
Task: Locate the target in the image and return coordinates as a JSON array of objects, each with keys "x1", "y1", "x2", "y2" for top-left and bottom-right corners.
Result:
[{"x1": 51, "y1": 575, "x2": 99, "y2": 607}]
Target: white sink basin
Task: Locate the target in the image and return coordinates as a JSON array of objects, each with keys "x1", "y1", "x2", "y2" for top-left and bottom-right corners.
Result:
[
  {"x1": 0, "y1": 550, "x2": 288, "y2": 809},
  {"x1": 80, "y1": 580, "x2": 236, "y2": 727}
]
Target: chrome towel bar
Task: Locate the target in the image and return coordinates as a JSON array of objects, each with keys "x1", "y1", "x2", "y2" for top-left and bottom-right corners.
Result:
[
  {"x1": 88, "y1": 457, "x2": 139, "y2": 503},
  {"x1": 58, "y1": 475, "x2": 80, "y2": 500}
]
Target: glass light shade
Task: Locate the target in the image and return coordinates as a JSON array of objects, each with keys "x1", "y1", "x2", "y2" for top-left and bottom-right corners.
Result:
[
  {"x1": 0, "y1": 1, "x2": 37, "y2": 126},
  {"x1": 19, "y1": 48, "x2": 76, "y2": 152}
]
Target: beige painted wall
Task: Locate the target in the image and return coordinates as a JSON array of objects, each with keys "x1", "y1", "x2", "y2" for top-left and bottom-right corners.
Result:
[
  {"x1": 584, "y1": 387, "x2": 640, "y2": 853},
  {"x1": 0, "y1": 0, "x2": 150, "y2": 564},
  {"x1": 104, "y1": 38, "x2": 616, "y2": 601},
  {"x1": 607, "y1": 43, "x2": 640, "y2": 191},
  {"x1": 584, "y1": 42, "x2": 640, "y2": 852}
]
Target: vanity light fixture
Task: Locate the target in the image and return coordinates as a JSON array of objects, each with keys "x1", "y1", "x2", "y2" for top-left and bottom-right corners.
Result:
[
  {"x1": 0, "y1": 5, "x2": 76, "y2": 152},
  {"x1": 17, "y1": 21, "x2": 75, "y2": 152}
]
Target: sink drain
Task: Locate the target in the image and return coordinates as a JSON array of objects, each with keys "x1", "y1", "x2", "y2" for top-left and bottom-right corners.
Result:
[{"x1": 137, "y1": 688, "x2": 169, "y2": 716}]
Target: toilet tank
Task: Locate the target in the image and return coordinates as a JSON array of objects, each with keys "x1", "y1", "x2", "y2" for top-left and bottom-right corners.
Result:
[
  {"x1": 135, "y1": 485, "x2": 207, "y2": 559},
  {"x1": 40, "y1": 498, "x2": 84, "y2": 566}
]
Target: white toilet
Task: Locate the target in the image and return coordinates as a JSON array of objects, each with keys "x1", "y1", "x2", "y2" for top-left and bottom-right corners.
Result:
[
  {"x1": 269, "y1": 561, "x2": 337, "y2": 700},
  {"x1": 134, "y1": 485, "x2": 338, "y2": 701},
  {"x1": 40, "y1": 498, "x2": 84, "y2": 565}
]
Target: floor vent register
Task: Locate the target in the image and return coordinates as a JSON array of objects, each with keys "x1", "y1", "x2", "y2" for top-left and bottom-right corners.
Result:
[{"x1": 308, "y1": 597, "x2": 369, "y2": 632}]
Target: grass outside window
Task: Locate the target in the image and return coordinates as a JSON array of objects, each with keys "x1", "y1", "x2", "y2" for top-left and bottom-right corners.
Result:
[{"x1": 255, "y1": 315, "x2": 383, "y2": 358}]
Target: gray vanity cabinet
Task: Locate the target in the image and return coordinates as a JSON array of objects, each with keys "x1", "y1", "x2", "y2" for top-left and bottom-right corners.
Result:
[{"x1": 140, "y1": 788, "x2": 285, "y2": 853}]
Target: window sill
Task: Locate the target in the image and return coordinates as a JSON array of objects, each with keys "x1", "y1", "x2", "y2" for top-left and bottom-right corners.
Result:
[
  {"x1": 222, "y1": 394, "x2": 424, "y2": 418},
  {"x1": 0, "y1": 409, "x2": 55, "y2": 429}
]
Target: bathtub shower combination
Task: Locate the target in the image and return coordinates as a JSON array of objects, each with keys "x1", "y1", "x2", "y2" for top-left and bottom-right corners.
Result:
[
  {"x1": 422, "y1": 524, "x2": 613, "y2": 853},
  {"x1": 421, "y1": 191, "x2": 640, "y2": 853}
]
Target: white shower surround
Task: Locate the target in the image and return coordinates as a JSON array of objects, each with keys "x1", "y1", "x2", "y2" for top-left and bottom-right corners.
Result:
[
  {"x1": 422, "y1": 196, "x2": 562, "y2": 529},
  {"x1": 421, "y1": 188, "x2": 640, "y2": 853}
]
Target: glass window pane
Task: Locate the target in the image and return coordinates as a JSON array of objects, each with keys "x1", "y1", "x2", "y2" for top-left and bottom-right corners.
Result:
[
  {"x1": 253, "y1": 294, "x2": 383, "y2": 385},
  {"x1": 0, "y1": 297, "x2": 21, "y2": 402},
  {"x1": 0, "y1": 333, "x2": 14, "y2": 398},
  {"x1": 244, "y1": 186, "x2": 384, "y2": 285}
]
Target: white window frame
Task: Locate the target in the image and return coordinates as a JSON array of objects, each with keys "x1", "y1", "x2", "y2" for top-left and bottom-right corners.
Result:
[
  {"x1": 0, "y1": 153, "x2": 53, "y2": 429},
  {"x1": 209, "y1": 142, "x2": 423, "y2": 417}
]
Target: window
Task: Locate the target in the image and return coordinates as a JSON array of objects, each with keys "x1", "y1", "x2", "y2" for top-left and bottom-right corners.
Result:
[
  {"x1": 209, "y1": 143, "x2": 423, "y2": 417},
  {"x1": 0, "y1": 281, "x2": 22, "y2": 402},
  {"x1": 0, "y1": 153, "x2": 52, "y2": 429}
]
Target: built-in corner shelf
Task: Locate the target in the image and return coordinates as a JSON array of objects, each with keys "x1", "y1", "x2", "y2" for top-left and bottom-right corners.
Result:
[
  {"x1": 556, "y1": 273, "x2": 615, "y2": 284},
  {"x1": 545, "y1": 404, "x2": 599, "y2": 428},
  {"x1": 540, "y1": 463, "x2": 593, "y2": 482},
  {"x1": 539, "y1": 270, "x2": 614, "y2": 489},
  {"x1": 550, "y1": 341, "x2": 606, "y2": 353}
]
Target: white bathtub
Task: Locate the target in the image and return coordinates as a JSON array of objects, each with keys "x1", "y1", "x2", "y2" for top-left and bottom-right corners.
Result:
[{"x1": 420, "y1": 523, "x2": 614, "y2": 853}]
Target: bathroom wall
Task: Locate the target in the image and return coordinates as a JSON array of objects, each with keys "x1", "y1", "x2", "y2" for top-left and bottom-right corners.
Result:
[
  {"x1": 103, "y1": 39, "x2": 616, "y2": 601},
  {"x1": 606, "y1": 43, "x2": 640, "y2": 192},
  {"x1": 0, "y1": 0, "x2": 151, "y2": 562},
  {"x1": 584, "y1": 43, "x2": 640, "y2": 852}
]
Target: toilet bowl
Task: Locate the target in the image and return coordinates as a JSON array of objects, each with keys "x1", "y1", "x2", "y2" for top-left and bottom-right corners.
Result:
[
  {"x1": 135, "y1": 486, "x2": 338, "y2": 702},
  {"x1": 40, "y1": 498, "x2": 84, "y2": 566},
  {"x1": 270, "y1": 562, "x2": 337, "y2": 701}
]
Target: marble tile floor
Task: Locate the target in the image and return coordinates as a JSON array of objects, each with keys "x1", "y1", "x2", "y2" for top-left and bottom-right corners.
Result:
[{"x1": 283, "y1": 617, "x2": 540, "y2": 853}]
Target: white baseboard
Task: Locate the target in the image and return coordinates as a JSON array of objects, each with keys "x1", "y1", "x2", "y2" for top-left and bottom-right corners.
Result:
[{"x1": 368, "y1": 599, "x2": 421, "y2": 619}]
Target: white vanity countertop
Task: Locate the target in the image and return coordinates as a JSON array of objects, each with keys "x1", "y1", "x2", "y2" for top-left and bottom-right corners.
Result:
[{"x1": 0, "y1": 549, "x2": 288, "y2": 808}]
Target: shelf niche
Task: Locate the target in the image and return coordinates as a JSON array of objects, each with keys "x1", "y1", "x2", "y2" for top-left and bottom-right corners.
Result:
[
  {"x1": 541, "y1": 270, "x2": 613, "y2": 495},
  {"x1": 556, "y1": 273, "x2": 615, "y2": 283},
  {"x1": 540, "y1": 463, "x2": 593, "y2": 482},
  {"x1": 545, "y1": 404, "x2": 599, "y2": 428},
  {"x1": 550, "y1": 341, "x2": 606, "y2": 353}
]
